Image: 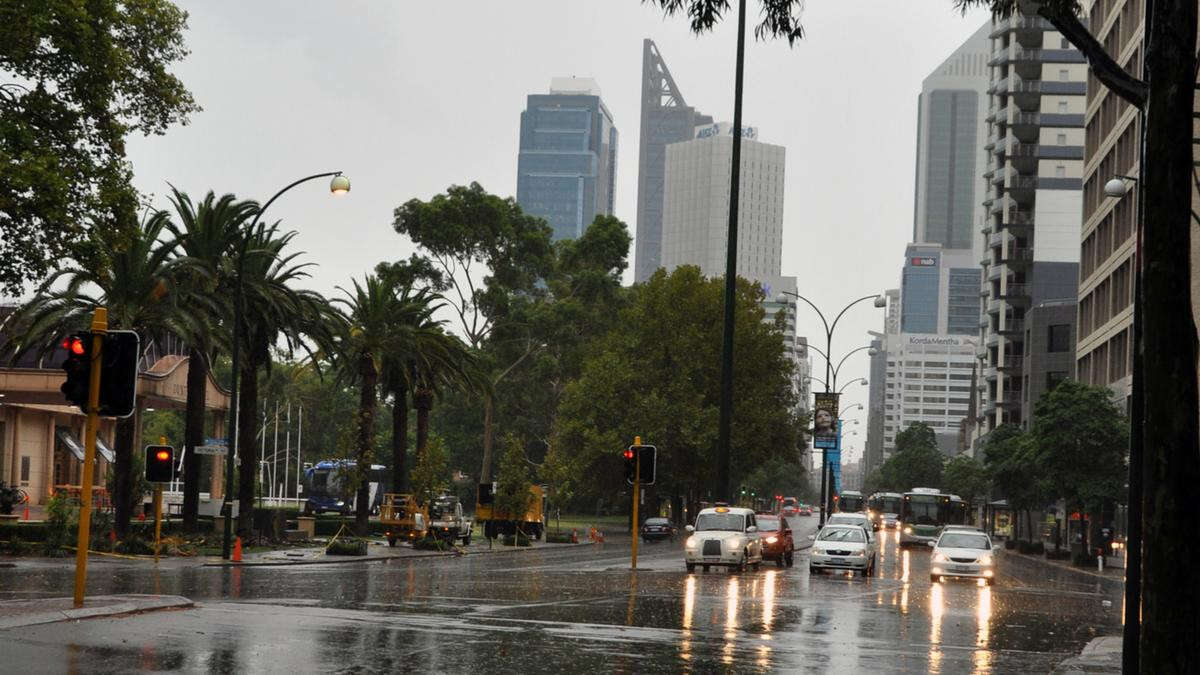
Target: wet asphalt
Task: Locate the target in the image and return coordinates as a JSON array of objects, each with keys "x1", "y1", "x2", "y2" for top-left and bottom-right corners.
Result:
[{"x1": 0, "y1": 516, "x2": 1122, "y2": 673}]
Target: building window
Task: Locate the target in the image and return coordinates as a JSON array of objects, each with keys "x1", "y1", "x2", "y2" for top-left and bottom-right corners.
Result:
[
  {"x1": 1059, "y1": 68, "x2": 1069, "y2": 81},
  {"x1": 1047, "y1": 371, "x2": 1068, "y2": 391},
  {"x1": 20, "y1": 455, "x2": 30, "y2": 484},
  {"x1": 1058, "y1": 100, "x2": 1069, "y2": 113},
  {"x1": 1055, "y1": 165, "x2": 1066, "y2": 178},
  {"x1": 1057, "y1": 133, "x2": 1067, "y2": 146},
  {"x1": 1048, "y1": 324, "x2": 1072, "y2": 352},
  {"x1": 1060, "y1": 37, "x2": 1069, "y2": 48}
]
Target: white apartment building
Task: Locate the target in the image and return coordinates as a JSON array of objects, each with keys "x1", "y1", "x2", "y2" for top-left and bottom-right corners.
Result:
[
  {"x1": 883, "y1": 333, "x2": 979, "y2": 456},
  {"x1": 661, "y1": 122, "x2": 785, "y2": 281}
]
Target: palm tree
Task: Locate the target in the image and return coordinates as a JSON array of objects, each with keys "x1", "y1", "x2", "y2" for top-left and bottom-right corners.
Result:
[
  {"x1": 163, "y1": 189, "x2": 258, "y2": 531},
  {"x1": 6, "y1": 211, "x2": 207, "y2": 537},
  {"x1": 233, "y1": 221, "x2": 336, "y2": 537}
]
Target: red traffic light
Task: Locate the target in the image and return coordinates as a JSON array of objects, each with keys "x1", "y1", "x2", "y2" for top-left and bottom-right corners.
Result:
[
  {"x1": 62, "y1": 337, "x2": 85, "y2": 355},
  {"x1": 622, "y1": 448, "x2": 634, "y2": 460},
  {"x1": 155, "y1": 450, "x2": 170, "y2": 462}
]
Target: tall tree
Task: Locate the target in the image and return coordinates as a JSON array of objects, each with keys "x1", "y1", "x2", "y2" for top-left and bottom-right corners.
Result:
[
  {"x1": 164, "y1": 189, "x2": 258, "y2": 530},
  {"x1": 5, "y1": 211, "x2": 204, "y2": 537},
  {"x1": 392, "y1": 182, "x2": 554, "y2": 482},
  {"x1": 0, "y1": 0, "x2": 199, "y2": 295},
  {"x1": 234, "y1": 222, "x2": 334, "y2": 537},
  {"x1": 878, "y1": 422, "x2": 945, "y2": 491},
  {"x1": 982, "y1": 424, "x2": 1044, "y2": 542},
  {"x1": 942, "y1": 454, "x2": 990, "y2": 514}
]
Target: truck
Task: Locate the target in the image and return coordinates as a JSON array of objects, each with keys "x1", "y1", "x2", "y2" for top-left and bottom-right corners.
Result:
[
  {"x1": 475, "y1": 482, "x2": 546, "y2": 540},
  {"x1": 303, "y1": 460, "x2": 388, "y2": 516},
  {"x1": 380, "y1": 493, "x2": 428, "y2": 547},
  {"x1": 428, "y1": 495, "x2": 473, "y2": 545}
]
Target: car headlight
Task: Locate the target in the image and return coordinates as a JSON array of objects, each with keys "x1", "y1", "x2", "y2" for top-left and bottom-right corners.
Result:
[
  {"x1": 766, "y1": 536, "x2": 778, "y2": 544},
  {"x1": 978, "y1": 554, "x2": 993, "y2": 566},
  {"x1": 336, "y1": 500, "x2": 344, "y2": 506},
  {"x1": 904, "y1": 526, "x2": 913, "y2": 534},
  {"x1": 685, "y1": 536, "x2": 697, "y2": 549},
  {"x1": 851, "y1": 550, "x2": 865, "y2": 557},
  {"x1": 932, "y1": 552, "x2": 949, "y2": 563}
]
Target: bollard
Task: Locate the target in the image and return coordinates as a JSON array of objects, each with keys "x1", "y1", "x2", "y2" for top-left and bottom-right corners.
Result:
[
  {"x1": 233, "y1": 536, "x2": 243, "y2": 563},
  {"x1": 22, "y1": 503, "x2": 29, "y2": 520},
  {"x1": 1098, "y1": 554, "x2": 1104, "y2": 573}
]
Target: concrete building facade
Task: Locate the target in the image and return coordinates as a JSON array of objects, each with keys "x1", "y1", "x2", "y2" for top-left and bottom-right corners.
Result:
[
  {"x1": 634, "y1": 39, "x2": 712, "y2": 282},
  {"x1": 883, "y1": 333, "x2": 979, "y2": 456},
  {"x1": 900, "y1": 244, "x2": 982, "y2": 336},
  {"x1": 516, "y1": 78, "x2": 618, "y2": 241},
  {"x1": 660, "y1": 123, "x2": 785, "y2": 281},
  {"x1": 1020, "y1": 299, "x2": 1078, "y2": 423},
  {"x1": 976, "y1": 10, "x2": 1087, "y2": 435}
]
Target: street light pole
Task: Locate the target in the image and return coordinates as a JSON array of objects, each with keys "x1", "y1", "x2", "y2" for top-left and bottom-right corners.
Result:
[
  {"x1": 716, "y1": 0, "x2": 747, "y2": 504},
  {"x1": 778, "y1": 290, "x2": 885, "y2": 526},
  {"x1": 221, "y1": 171, "x2": 349, "y2": 559}
]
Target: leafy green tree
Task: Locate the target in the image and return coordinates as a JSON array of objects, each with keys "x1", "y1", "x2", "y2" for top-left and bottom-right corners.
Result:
[
  {"x1": 648, "y1": 1, "x2": 1197, "y2": 667},
  {"x1": 6, "y1": 211, "x2": 203, "y2": 537},
  {"x1": 410, "y1": 433, "x2": 450, "y2": 506},
  {"x1": 942, "y1": 454, "x2": 990, "y2": 513},
  {"x1": 0, "y1": 0, "x2": 199, "y2": 294},
  {"x1": 553, "y1": 266, "x2": 800, "y2": 515},
  {"x1": 540, "y1": 441, "x2": 576, "y2": 532},
  {"x1": 392, "y1": 182, "x2": 555, "y2": 481},
  {"x1": 493, "y1": 434, "x2": 533, "y2": 536},
  {"x1": 1028, "y1": 380, "x2": 1127, "y2": 554},
  {"x1": 982, "y1": 424, "x2": 1044, "y2": 542},
  {"x1": 738, "y1": 454, "x2": 812, "y2": 505},
  {"x1": 876, "y1": 422, "x2": 944, "y2": 491},
  {"x1": 164, "y1": 189, "x2": 258, "y2": 530}
]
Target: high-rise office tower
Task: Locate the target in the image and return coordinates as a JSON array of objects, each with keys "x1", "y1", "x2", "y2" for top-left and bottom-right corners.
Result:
[
  {"x1": 900, "y1": 244, "x2": 982, "y2": 336},
  {"x1": 913, "y1": 21, "x2": 993, "y2": 251},
  {"x1": 634, "y1": 40, "x2": 712, "y2": 282},
  {"x1": 660, "y1": 123, "x2": 785, "y2": 281},
  {"x1": 977, "y1": 9, "x2": 1087, "y2": 435},
  {"x1": 516, "y1": 77, "x2": 618, "y2": 241}
]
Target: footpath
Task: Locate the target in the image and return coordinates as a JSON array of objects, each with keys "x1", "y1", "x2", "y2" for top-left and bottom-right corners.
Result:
[
  {"x1": 1052, "y1": 635, "x2": 1122, "y2": 674},
  {"x1": 0, "y1": 594, "x2": 191, "y2": 630}
]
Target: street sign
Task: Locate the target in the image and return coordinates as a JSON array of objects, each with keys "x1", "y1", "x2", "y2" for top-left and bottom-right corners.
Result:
[{"x1": 193, "y1": 445, "x2": 228, "y2": 456}]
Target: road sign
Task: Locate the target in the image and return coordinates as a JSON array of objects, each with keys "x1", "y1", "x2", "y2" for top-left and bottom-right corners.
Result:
[{"x1": 193, "y1": 445, "x2": 228, "y2": 456}]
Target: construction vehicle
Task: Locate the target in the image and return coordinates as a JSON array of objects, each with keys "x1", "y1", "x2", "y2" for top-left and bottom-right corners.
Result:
[
  {"x1": 380, "y1": 493, "x2": 428, "y2": 546},
  {"x1": 429, "y1": 494, "x2": 473, "y2": 545},
  {"x1": 475, "y1": 483, "x2": 546, "y2": 540}
]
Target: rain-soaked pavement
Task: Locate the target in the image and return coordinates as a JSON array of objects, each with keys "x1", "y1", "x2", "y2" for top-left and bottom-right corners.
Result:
[{"x1": 0, "y1": 516, "x2": 1122, "y2": 673}]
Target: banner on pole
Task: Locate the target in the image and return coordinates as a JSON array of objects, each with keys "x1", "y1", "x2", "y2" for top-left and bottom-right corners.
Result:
[{"x1": 812, "y1": 392, "x2": 841, "y2": 449}]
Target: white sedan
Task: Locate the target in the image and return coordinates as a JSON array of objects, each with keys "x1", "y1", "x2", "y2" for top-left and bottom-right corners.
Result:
[
  {"x1": 809, "y1": 525, "x2": 876, "y2": 577},
  {"x1": 684, "y1": 506, "x2": 764, "y2": 573},
  {"x1": 929, "y1": 530, "x2": 996, "y2": 585}
]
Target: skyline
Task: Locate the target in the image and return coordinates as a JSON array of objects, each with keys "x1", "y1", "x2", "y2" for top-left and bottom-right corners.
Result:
[{"x1": 113, "y1": 1, "x2": 993, "y2": 459}]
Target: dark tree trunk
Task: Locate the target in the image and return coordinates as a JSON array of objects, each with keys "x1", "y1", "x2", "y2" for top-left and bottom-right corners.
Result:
[
  {"x1": 182, "y1": 346, "x2": 207, "y2": 531},
  {"x1": 355, "y1": 354, "x2": 377, "y2": 535},
  {"x1": 414, "y1": 388, "x2": 432, "y2": 465},
  {"x1": 391, "y1": 386, "x2": 408, "y2": 493},
  {"x1": 479, "y1": 393, "x2": 495, "y2": 483},
  {"x1": 1140, "y1": 1, "x2": 1200, "y2": 669},
  {"x1": 236, "y1": 363, "x2": 258, "y2": 538},
  {"x1": 112, "y1": 415, "x2": 137, "y2": 539}
]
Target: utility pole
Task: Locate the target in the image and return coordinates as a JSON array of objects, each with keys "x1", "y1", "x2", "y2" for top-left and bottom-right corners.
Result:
[
  {"x1": 72, "y1": 308, "x2": 106, "y2": 607},
  {"x1": 631, "y1": 437, "x2": 641, "y2": 570}
]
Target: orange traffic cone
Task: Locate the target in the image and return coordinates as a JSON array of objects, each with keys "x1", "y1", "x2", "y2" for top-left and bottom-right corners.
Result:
[
  {"x1": 22, "y1": 503, "x2": 29, "y2": 520},
  {"x1": 233, "y1": 536, "x2": 243, "y2": 563}
]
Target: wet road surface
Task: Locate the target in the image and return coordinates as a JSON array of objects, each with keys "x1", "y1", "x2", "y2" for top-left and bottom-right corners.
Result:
[{"x1": 0, "y1": 516, "x2": 1121, "y2": 673}]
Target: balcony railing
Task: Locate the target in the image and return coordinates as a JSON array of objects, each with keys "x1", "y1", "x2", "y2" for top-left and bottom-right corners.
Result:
[
  {"x1": 1000, "y1": 283, "x2": 1029, "y2": 298},
  {"x1": 998, "y1": 319, "x2": 1025, "y2": 334},
  {"x1": 1001, "y1": 247, "x2": 1034, "y2": 264},
  {"x1": 990, "y1": 15, "x2": 1053, "y2": 38}
]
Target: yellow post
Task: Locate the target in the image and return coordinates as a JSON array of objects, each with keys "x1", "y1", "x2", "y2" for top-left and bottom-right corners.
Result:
[
  {"x1": 73, "y1": 307, "x2": 106, "y2": 608},
  {"x1": 631, "y1": 436, "x2": 641, "y2": 570}
]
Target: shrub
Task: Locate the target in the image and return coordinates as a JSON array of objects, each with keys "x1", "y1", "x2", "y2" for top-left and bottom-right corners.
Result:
[
  {"x1": 544, "y1": 532, "x2": 574, "y2": 544},
  {"x1": 501, "y1": 531, "x2": 532, "y2": 547},
  {"x1": 43, "y1": 493, "x2": 78, "y2": 556},
  {"x1": 115, "y1": 537, "x2": 154, "y2": 555},
  {"x1": 412, "y1": 537, "x2": 449, "y2": 552},
  {"x1": 1073, "y1": 551, "x2": 1099, "y2": 567},
  {"x1": 326, "y1": 538, "x2": 368, "y2": 556},
  {"x1": 1045, "y1": 548, "x2": 1071, "y2": 560}
]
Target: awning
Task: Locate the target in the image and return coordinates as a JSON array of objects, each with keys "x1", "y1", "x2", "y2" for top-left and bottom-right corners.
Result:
[{"x1": 55, "y1": 429, "x2": 115, "y2": 463}]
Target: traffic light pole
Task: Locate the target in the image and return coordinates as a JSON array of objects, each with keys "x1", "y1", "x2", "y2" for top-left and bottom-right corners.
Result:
[
  {"x1": 631, "y1": 447, "x2": 640, "y2": 571},
  {"x1": 73, "y1": 307, "x2": 106, "y2": 608}
]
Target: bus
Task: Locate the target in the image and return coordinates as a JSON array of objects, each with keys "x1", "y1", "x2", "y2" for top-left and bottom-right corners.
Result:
[
  {"x1": 868, "y1": 492, "x2": 903, "y2": 529},
  {"x1": 303, "y1": 460, "x2": 389, "y2": 515},
  {"x1": 837, "y1": 490, "x2": 866, "y2": 513},
  {"x1": 899, "y1": 487, "x2": 953, "y2": 546}
]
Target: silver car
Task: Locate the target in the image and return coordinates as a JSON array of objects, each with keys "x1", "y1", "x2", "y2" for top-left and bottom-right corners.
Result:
[
  {"x1": 809, "y1": 525, "x2": 876, "y2": 577},
  {"x1": 929, "y1": 530, "x2": 996, "y2": 585},
  {"x1": 825, "y1": 513, "x2": 875, "y2": 544}
]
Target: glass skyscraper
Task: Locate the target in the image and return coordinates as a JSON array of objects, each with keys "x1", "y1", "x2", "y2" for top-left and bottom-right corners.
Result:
[{"x1": 516, "y1": 78, "x2": 618, "y2": 241}]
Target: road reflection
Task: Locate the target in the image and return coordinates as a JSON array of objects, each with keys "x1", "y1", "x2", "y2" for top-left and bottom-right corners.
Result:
[
  {"x1": 929, "y1": 579, "x2": 945, "y2": 673},
  {"x1": 974, "y1": 584, "x2": 993, "y2": 673},
  {"x1": 722, "y1": 577, "x2": 739, "y2": 665},
  {"x1": 680, "y1": 574, "x2": 695, "y2": 663}
]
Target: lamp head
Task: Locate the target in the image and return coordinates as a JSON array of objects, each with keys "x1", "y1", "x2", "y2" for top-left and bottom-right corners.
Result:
[
  {"x1": 873, "y1": 295, "x2": 887, "y2": 308},
  {"x1": 1103, "y1": 177, "x2": 1130, "y2": 198},
  {"x1": 330, "y1": 174, "x2": 351, "y2": 196}
]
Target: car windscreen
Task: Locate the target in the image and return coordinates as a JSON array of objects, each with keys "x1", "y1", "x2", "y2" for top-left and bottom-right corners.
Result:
[
  {"x1": 939, "y1": 533, "x2": 990, "y2": 549},
  {"x1": 818, "y1": 528, "x2": 865, "y2": 543},
  {"x1": 695, "y1": 513, "x2": 745, "y2": 532},
  {"x1": 826, "y1": 515, "x2": 865, "y2": 526},
  {"x1": 644, "y1": 518, "x2": 669, "y2": 525},
  {"x1": 756, "y1": 518, "x2": 781, "y2": 531}
]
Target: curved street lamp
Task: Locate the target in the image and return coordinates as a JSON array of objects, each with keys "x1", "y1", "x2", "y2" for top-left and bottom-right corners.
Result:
[{"x1": 221, "y1": 171, "x2": 350, "y2": 559}]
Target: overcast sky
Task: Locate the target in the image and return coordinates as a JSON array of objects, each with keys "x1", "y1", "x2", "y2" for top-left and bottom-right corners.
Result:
[{"x1": 124, "y1": 1, "x2": 993, "y2": 461}]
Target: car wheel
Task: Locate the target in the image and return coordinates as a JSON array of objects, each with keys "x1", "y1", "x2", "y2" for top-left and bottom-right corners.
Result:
[
  {"x1": 809, "y1": 566, "x2": 819, "y2": 576},
  {"x1": 388, "y1": 537, "x2": 397, "y2": 548},
  {"x1": 686, "y1": 563, "x2": 696, "y2": 573},
  {"x1": 775, "y1": 555, "x2": 785, "y2": 568},
  {"x1": 930, "y1": 574, "x2": 939, "y2": 583},
  {"x1": 785, "y1": 552, "x2": 794, "y2": 568},
  {"x1": 986, "y1": 577, "x2": 995, "y2": 586}
]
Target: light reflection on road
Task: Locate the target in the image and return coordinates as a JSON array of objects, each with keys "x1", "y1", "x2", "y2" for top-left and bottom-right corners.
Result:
[
  {"x1": 680, "y1": 574, "x2": 695, "y2": 662},
  {"x1": 930, "y1": 580, "x2": 945, "y2": 673},
  {"x1": 974, "y1": 584, "x2": 993, "y2": 673},
  {"x1": 722, "y1": 577, "x2": 739, "y2": 665}
]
